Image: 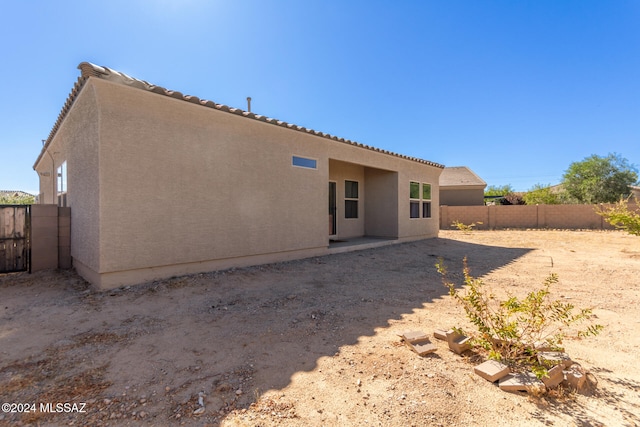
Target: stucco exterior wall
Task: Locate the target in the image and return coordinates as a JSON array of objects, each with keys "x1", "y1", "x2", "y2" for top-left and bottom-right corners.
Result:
[
  {"x1": 37, "y1": 77, "x2": 442, "y2": 288},
  {"x1": 440, "y1": 187, "x2": 485, "y2": 206},
  {"x1": 329, "y1": 160, "x2": 365, "y2": 239},
  {"x1": 364, "y1": 168, "x2": 398, "y2": 238},
  {"x1": 34, "y1": 83, "x2": 101, "y2": 273},
  {"x1": 398, "y1": 167, "x2": 440, "y2": 240},
  {"x1": 94, "y1": 79, "x2": 328, "y2": 274}
]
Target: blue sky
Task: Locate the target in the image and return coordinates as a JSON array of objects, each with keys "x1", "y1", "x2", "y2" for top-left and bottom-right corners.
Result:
[{"x1": 2, "y1": 0, "x2": 639, "y2": 194}]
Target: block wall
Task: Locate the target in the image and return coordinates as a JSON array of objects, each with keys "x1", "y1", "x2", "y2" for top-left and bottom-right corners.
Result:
[
  {"x1": 440, "y1": 204, "x2": 635, "y2": 230},
  {"x1": 30, "y1": 205, "x2": 71, "y2": 271}
]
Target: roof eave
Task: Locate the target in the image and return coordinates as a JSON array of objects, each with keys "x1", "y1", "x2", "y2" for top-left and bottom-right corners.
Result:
[{"x1": 34, "y1": 62, "x2": 445, "y2": 170}]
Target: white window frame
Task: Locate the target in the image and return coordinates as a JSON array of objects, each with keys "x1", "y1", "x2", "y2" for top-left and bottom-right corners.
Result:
[
  {"x1": 344, "y1": 180, "x2": 359, "y2": 219},
  {"x1": 409, "y1": 181, "x2": 432, "y2": 219},
  {"x1": 292, "y1": 155, "x2": 318, "y2": 169}
]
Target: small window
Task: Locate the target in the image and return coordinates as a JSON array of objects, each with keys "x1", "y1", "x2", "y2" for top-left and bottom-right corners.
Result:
[
  {"x1": 345, "y1": 200, "x2": 358, "y2": 218},
  {"x1": 57, "y1": 161, "x2": 67, "y2": 207},
  {"x1": 57, "y1": 161, "x2": 67, "y2": 194},
  {"x1": 292, "y1": 156, "x2": 317, "y2": 169},
  {"x1": 410, "y1": 181, "x2": 420, "y2": 199},
  {"x1": 345, "y1": 180, "x2": 359, "y2": 199},
  {"x1": 410, "y1": 201, "x2": 420, "y2": 218},
  {"x1": 410, "y1": 181, "x2": 432, "y2": 219},
  {"x1": 422, "y1": 202, "x2": 431, "y2": 218},
  {"x1": 345, "y1": 180, "x2": 359, "y2": 219},
  {"x1": 422, "y1": 183, "x2": 431, "y2": 200}
]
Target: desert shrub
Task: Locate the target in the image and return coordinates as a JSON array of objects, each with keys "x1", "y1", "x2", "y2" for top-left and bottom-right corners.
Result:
[
  {"x1": 501, "y1": 192, "x2": 525, "y2": 205},
  {"x1": 596, "y1": 198, "x2": 640, "y2": 236},
  {"x1": 435, "y1": 257, "x2": 602, "y2": 377},
  {"x1": 451, "y1": 220, "x2": 482, "y2": 232}
]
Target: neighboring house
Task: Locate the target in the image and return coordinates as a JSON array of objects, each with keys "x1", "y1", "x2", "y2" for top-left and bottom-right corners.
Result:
[
  {"x1": 439, "y1": 166, "x2": 487, "y2": 206},
  {"x1": 34, "y1": 62, "x2": 444, "y2": 289},
  {"x1": 0, "y1": 190, "x2": 33, "y2": 198},
  {"x1": 630, "y1": 185, "x2": 640, "y2": 202},
  {"x1": 0, "y1": 191, "x2": 35, "y2": 202}
]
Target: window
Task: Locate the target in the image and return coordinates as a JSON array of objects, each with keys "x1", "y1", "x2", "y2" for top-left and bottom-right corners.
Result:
[
  {"x1": 410, "y1": 181, "x2": 420, "y2": 218},
  {"x1": 57, "y1": 161, "x2": 67, "y2": 207},
  {"x1": 292, "y1": 156, "x2": 317, "y2": 169},
  {"x1": 409, "y1": 181, "x2": 432, "y2": 218},
  {"x1": 422, "y1": 183, "x2": 432, "y2": 218},
  {"x1": 423, "y1": 201, "x2": 431, "y2": 218},
  {"x1": 410, "y1": 181, "x2": 420, "y2": 199},
  {"x1": 422, "y1": 183, "x2": 431, "y2": 200},
  {"x1": 345, "y1": 180, "x2": 359, "y2": 219}
]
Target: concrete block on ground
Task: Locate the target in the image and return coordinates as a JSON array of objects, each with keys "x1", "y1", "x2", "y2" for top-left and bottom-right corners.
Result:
[
  {"x1": 474, "y1": 360, "x2": 510, "y2": 382},
  {"x1": 446, "y1": 329, "x2": 472, "y2": 354},
  {"x1": 538, "y1": 351, "x2": 573, "y2": 369},
  {"x1": 563, "y1": 364, "x2": 587, "y2": 391},
  {"x1": 541, "y1": 364, "x2": 564, "y2": 389},
  {"x1": 433, "y1": 329, "x2": 447, "y2": 340},
  {"x1": 400, "y1": 330, "x2": 429, "y2": 343},
  {"x1": 499, "y1": 372, "x2": 546, "y2": 394},
  {"x1": 406, "y1": 339, "x2": 437, "y2": 356}
]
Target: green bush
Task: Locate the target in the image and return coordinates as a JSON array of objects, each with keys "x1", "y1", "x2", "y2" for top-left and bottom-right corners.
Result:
[
  {"x1": 596, "y1": 198, "x2": 640, "y2": 236},
  {"x1": 435, "y1": 257, "x2": 602, "y2": 377},
  {"x1": 523, "y1": 184, "x2": 562, "y2": 205}
]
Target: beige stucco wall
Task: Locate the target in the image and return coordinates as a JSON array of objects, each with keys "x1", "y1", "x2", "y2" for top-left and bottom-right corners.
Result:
[
  {"x1": 34, "y1": 83, "x2": 101, "y2": 273},
  {"x1": 440, "y1": 187, "x2": 485, "y2": 206},
  {"x1": 329, "y1": 160, "x2": 365, "y2": 239},
  {"x1": 37, "y1": 77, "x2": 442, "y2": 289},
  {"x1": 397, "y1": 166, "x2": 440, "y2": 240},
  {"x1": 364, "y1": 168, "x2": 398, "y2": 238},
  {"x1": 94, "y1": 79, "x2": 329, "y2": 275}
]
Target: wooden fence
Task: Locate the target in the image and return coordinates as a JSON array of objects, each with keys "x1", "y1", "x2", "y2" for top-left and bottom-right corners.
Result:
[
  {"x1": 0, "y1": 205, "x2": 30, "y2": 273},
  {"x1": 0, "y1": 205, "x2": 71, "y2": 274}
]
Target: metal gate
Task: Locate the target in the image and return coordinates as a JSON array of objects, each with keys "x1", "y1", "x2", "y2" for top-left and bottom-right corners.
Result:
[{"x1": 0, "y1": 205, "x2": 30, "y2": 273}]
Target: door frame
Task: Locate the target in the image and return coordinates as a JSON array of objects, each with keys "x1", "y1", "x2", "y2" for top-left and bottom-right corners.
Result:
[{"x1": 328, "y1": 181, "x2": 337, "y2": 237}]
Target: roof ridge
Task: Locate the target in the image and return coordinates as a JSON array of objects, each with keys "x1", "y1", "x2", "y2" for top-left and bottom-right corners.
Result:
[{"x1": 35, "y1": 62, "x2": 444, "y2": 169}]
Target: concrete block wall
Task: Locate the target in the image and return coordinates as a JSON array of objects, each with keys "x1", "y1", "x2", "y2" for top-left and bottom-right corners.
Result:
[
  {"x1": 494, "y1": 205, "x2": 538, "y2": 229},
  {"x1": 58, "y1": 207, "x2": 71, "y2": 269},
  {"x1": 440, "y1": 205, "x2": 488, "y2": 229},
  {"x1": 440, "y1": 204, "x2": 635, "y2": 230},
  {"x1": 30, "y1": 204, "x2": 71, "y2": 272}
]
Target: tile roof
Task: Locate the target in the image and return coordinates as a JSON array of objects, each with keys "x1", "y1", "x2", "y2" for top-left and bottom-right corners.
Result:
[
  {"x1": 439, "y1": 166, "x2": 486, "y2": 187},
  {"x1": 35, "y1": 62, "x2": 444, "y2": 169},
  {"x1": 0, "y1": 190, "x2": 34, "y2": 198}
]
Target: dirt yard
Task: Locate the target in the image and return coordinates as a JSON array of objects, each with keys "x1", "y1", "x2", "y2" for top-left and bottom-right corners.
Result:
[{"x1": 1, "y1": 230, "x2": 639, "y2": 426}]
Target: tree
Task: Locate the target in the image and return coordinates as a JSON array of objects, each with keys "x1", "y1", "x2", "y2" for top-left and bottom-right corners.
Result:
[
  {"x1": 523, "y1": 184, "x2": 562, "y2": 205},
  {"x1": 484, "y1": 184, "x2": 514, "y2": 197},
  {"x1": 562, "y1": 153, "x2": 639, "y2": 204}
]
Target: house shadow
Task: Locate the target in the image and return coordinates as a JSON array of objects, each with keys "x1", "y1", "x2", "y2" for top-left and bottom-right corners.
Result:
[
  {"x1": 143, "y1": 236, "x2": 533, "y2": 420},
  {"x1": 0, "y1": 236, "x2": 533, "y2": 424}
]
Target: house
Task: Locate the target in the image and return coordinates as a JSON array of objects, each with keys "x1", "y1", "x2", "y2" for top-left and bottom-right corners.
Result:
[
  {"x1": 439, "y1": 166, "x2": 487, "y2": 206},
  {"x1": 0, "y1": 190, "x2": 35, "y2": 200},
  {"x1": 631, "y1": 185, "x2": 640, "y2": 202},
  {"x1": 34, "y1": 62, "x2": 444, "y2": 289}
]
